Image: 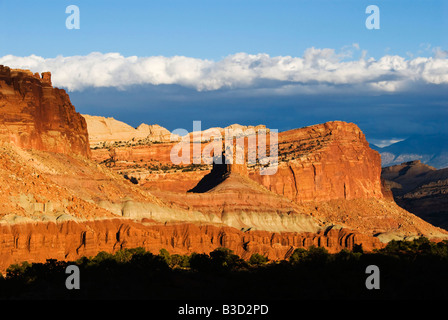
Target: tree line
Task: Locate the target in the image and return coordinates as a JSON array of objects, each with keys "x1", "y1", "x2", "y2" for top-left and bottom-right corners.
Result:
[{"x1": 1, "y1": 237, "x2": 448, "y2": 299}]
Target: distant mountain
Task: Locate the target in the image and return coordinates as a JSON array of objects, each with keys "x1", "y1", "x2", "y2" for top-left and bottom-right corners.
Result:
[
  {"x1": 382, "y1": 160, "x2": 448, "y2": 230},
  {"x1": 372, "y1": 134, "x2": 448, "y2": 169}
]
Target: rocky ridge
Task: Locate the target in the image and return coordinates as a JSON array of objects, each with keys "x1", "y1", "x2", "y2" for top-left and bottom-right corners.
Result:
[
  {"x1": 98, "y1": 119, "x2": 444, "y2": 241},
  {"x1": 82, "y1": 114, "x2": 181, "y2": 148},
  {"x1": 0, "y1": 66, "x2": 447, "y2": 273},
  {"x1": 0, "y1": 66, "x2": 90, "y2": 158}
]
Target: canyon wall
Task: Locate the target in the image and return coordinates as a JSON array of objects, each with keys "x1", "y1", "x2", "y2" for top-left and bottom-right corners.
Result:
[
  {"x1": 90, "y1": 121, "x2": 385, "y2": 202},
  {"x1": 0, "y1": 66, "x2": 90, "y2": 158},
  {"x1": 250, "y1": 121, "x2": 384, "y2": 202},
  {"x1": 0, "y1": 66, "x2": 447, "y2": 274},
  {"x1": 0, "y1": 219, "x2": 385, "y2": 273}
]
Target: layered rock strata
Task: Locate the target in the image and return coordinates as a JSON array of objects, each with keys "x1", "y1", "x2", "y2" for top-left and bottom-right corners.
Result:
[
  {"x1": 250, "y1": 121, "x2": 384, "y2": 202},
  {"x1": 82, "y1": 114, "x2": 180, "y2": 148},
  {"x1": 0, "y1": 219, "x2": 384, "y2": 273},
  {"x1": 0, "y1": 66, "x2": 90, "y2": 158},
  {"x1": 1, "y1": 66, "x2": 447, "y2": 274}
]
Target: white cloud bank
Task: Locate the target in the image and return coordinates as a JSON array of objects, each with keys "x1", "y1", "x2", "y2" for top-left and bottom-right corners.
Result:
[{"x1": 1, "y1": 46, "x2": 447, "y2": 93}]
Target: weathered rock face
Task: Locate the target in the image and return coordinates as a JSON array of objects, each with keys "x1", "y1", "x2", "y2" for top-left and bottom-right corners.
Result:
[
  {"x1": 98, "y1": 121, "x2": 385, "y2": 201},
  {"x1": 250, "y1": 121, "x2": 384, "y2": 202},
  {"x1": 0, "y1": 67, "x2": 446, "y2": 274},
  {"x1": 0, "y1": 142, "x2": 389, "y2": 273},
  {"x1": 0, "y1": 66, "x2": 90, "y2": 158},
  {"x1": 87, "y1": 118, "x2": 448, "y2": 240},
  {"x1": 0, "y1": 219, "x2": 385, "y2": 273},
  {"x1": 0, "y1": 118, "x2": 397, "y2": 273},
  {"x1": 82, "y1": 114, "x2": 180, "y2": 148}
]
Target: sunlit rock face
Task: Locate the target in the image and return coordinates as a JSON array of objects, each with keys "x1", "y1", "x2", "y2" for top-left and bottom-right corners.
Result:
[{"x1": 0, "y1": 65, "x2": 91, "y2": 158}]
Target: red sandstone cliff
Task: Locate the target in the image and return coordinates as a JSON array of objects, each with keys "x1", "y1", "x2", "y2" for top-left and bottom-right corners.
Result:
[
  {"x1": 92, "y1": 119, "x2": 448, "y2": 240},
  {"x1": 0, "y1": 65, "x2": 447, "y2": 274},
  {"x1": 98, "y1": 121, "x2": 384, "y2": 202},
  {"x1": 249, "y1": 121, "x2": 384, "y2": 202},
  {"x1": 0, "y1": 65, "x2": 91, "y2": 158},
  {"x1": 0, "y1": 219, "x2": 385, "y2": 273}
]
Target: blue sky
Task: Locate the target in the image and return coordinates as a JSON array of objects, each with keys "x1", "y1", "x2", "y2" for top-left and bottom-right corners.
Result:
[
  {"x1": 0, "y1": 0, "x2": 447, "y2": 145},
  {"x1": 0, "y1": 0, "x2": 446, "y2": 59}
]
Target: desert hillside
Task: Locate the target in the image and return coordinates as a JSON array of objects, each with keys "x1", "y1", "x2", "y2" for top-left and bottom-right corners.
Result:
[
  {"x1": 86, "y1": 114, "x2": 446, "y2": 242},
  {"x1": 0, "y1": 65, "x2": 446, "y2": 273}
]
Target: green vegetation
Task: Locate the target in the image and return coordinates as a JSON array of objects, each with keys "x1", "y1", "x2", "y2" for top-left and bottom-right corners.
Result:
[
  {"x1": 1, "y1": 237, "x2": 448, "y2": 299},
  {"x1": 92, "y1": 139, "x2": 167, "y2": 150}
]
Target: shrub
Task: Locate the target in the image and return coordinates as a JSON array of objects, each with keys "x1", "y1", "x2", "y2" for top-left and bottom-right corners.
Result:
[
  {"x1": 289, "y1": 246, "x2": 330, "y2": 265},
  {"x1": 129, "y1": 251, "x2": 169, "y2": 273},
  {"x1": 170, "y1": 254, "x2": 191, "y2": 268},
  {"x1": 289, "y1": 248, "x2": 308, "y2": 264},
  {"x1": 113, "y1": 249, "x2": 136, "y2": 263},
  {"x1": 158, "y1": 248, "x2": 171, "y2": 265},
  {"x1": 209, "y1": 247, "x2": 246, "y2": 271},
  {"x1": 6, "y1": 261, "x2": 32, "y2": 280},
  {"x1": 92, "y1": 251, "x2": 115, "y2": 264},
  {"x1": 305, "y1": 246, "x2": 330, "y2": 264},
  {"x1": 189, "y1": 253, "x2": 212, "y2": 272},
  {"x1": 249, "y1": 253, "x2": 269, "y2": 266}
]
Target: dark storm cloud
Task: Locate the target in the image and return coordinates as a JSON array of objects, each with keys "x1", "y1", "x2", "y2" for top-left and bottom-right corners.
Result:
[{"x1": 69, "y1": 82, "x2": 448, "y2": 144}]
